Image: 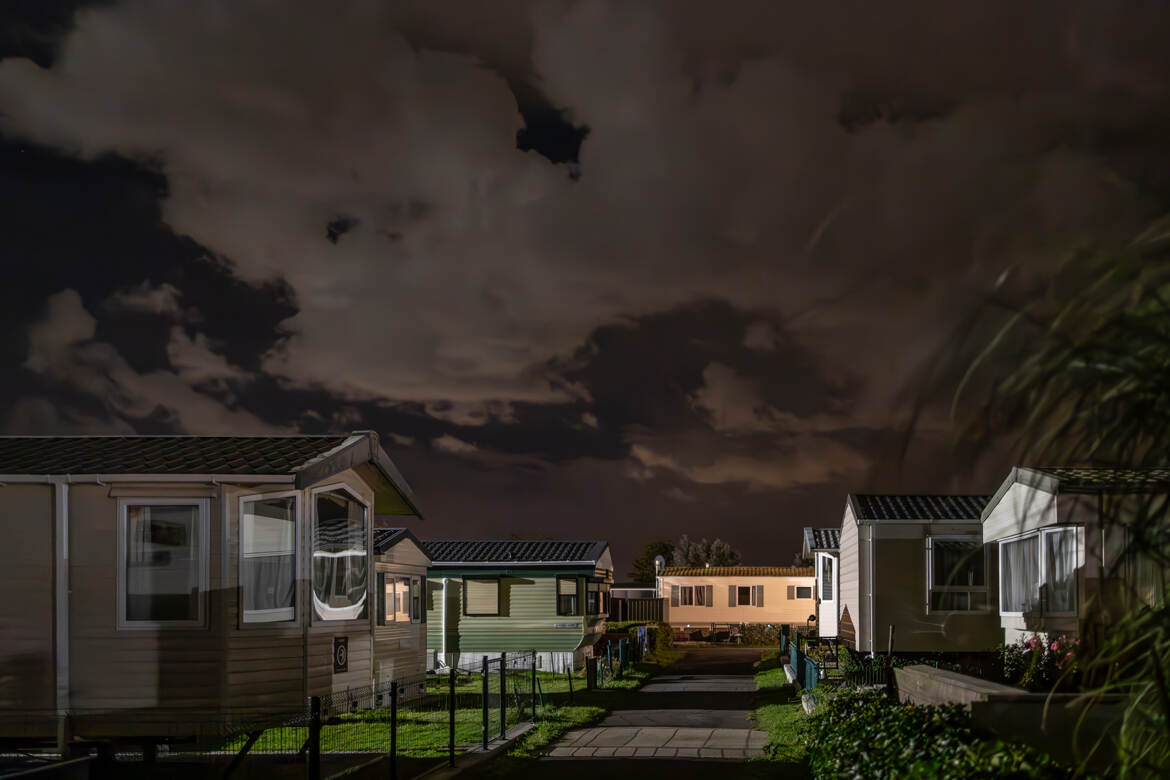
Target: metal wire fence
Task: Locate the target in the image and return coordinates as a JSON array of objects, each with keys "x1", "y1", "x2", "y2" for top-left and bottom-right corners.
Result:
[{"x1": 1, "y1": 652, "x2": 545, "y2": 779}]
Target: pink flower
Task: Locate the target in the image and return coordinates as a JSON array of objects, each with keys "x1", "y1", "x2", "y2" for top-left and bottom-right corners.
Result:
[{"x1": 1050, "y1": 641, "x2": 1060, "y2": 652}]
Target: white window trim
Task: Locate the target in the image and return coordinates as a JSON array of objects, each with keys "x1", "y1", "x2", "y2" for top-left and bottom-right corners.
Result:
[
  {"x1": 795, "y1": 585, "x2": 814, "y2": 600},
  {"x1": 925, "y1": 534, "x2": 989, "y2": 615},
  {"x1": 309, "y1": 482, "x2": 371, "y2": 626},
  {"x1": 238, "y1": 490, "x2": 301, "y2": 627},
  {"x1": 116, "y1": 497, "x2": 210, "y2": 630},
  {"x1": 997, "y1": 527, "x2": 1080, "y2": 618}
]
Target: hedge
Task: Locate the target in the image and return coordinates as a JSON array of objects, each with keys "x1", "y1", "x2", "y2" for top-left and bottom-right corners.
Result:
[{"x1": 804, "y1": 688, "x2": 1078, "y2": 779}]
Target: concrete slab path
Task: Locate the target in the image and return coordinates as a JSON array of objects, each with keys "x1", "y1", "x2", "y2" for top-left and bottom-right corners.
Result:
[{"x1": 546, "y1": 647, "x2": 769, "y2": 762}]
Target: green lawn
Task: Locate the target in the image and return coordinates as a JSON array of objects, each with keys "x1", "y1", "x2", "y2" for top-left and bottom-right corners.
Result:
[
  {"x1": 226, "y1": 650, "x2": 684, "y2": 762},
  {"x1": 751, "y1": 650, "x2": 810, "y2": 772}
]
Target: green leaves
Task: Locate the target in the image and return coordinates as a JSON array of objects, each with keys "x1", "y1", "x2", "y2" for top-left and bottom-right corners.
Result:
[{"x1": 804, "y1": 688, "x2": 1075, "y2": 779}]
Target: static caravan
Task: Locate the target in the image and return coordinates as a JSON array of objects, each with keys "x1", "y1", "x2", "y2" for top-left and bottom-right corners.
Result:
[
  {"x1": 0, "y1": 432, "x2": 421, "y2": 748},
  {"x1": 982, "y1": 467, "x2": 1167, "y2": 646},
  {"x1": 838, "y1": 494, "x2": 1000, "y2": 655},
  {"x1": 424, "y1": 540, "x2": 612, "y2": 673},
  {"x1": 802, "y1": 528, "x2": 840, "y2": 638},
  {"x1": 658, "y1": 566, "x2": 816, "y2": 637}
]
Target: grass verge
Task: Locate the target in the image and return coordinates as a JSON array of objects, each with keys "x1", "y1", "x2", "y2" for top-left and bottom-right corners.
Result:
[{"x1": 751, "y1": 649, "x2": 809, "y2": 773}]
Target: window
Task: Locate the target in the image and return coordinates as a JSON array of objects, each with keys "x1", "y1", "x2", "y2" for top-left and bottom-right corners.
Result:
[
  {"x1": 796, "y1": 586, "x2": 813, "y2": 599},
  {"x1": 1000, "y1": 528, "x2": 1078, "y2": 616},
  {"x1": 412, "y1": 576, "x2": 424, "y2": 621},
  {"x1": 586, "y1": 580, "x2": 603, "y2": 614},
  {"x1": 118, "y1": 499, "x2": 208, "y2": 627},
  {"x1": 557, "y1": 576, "x2": 580, "y2": 616},
  {"x1": 737, "y1": 586, "x2": 752, "y2": 606},
  {"x1": 672, "y1": 584, "x2": 713, "y2": 607},
  {"x1": 821, "y1": 557, "x2": 833, "y2": 601},
  {"x1": 378, "y1": 573, "x2": 420, "y2": 624},
  {"x1": 927, "y1": 536, "x2": 987, "y2": 612},
  {"x1": 1044, "y1": 529, "x2": 1076, "y2": 613},
  {"x1": 464, "y1": 578, "x2": 500, "y2": 616},
  {"x1": 240, "y1": 494, "x2": 296, "y2": 624},
  {"x1": 311, "y1": 488, "x2": 368, "y2": 621}
]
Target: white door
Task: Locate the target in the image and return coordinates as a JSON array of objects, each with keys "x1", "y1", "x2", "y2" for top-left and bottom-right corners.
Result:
[{"x1": 816, "y1": 552, "x2": 838, "y2": 637}]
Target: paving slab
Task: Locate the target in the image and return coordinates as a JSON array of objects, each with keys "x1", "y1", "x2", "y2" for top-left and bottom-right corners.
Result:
[{"x1": 544, "y1": 647, "x2": 774, "y2": 764}]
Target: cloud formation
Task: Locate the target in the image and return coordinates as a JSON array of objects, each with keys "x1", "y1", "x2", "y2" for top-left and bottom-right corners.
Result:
[{"x1": 3, "y1": 0, "x2": 1170, "y2": 567}]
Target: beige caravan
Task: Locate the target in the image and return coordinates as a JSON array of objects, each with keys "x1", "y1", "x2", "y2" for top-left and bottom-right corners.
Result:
[
  {"x1": 0, "y1": 431, "x2": 421, "y2": 748},
  {"x1": 658, "y1": 566, "x2": 816, "y2": 637}
]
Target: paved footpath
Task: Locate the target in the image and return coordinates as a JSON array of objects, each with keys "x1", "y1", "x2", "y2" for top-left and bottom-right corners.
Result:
[{"x1": 548, "y1": 647, "x2": 768, "y2": 761}]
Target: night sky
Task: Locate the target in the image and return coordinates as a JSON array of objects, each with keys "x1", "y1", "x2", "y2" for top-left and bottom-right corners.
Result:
[{"x1": 4, "y1": 1, "x2": 1170, "y2": 576}]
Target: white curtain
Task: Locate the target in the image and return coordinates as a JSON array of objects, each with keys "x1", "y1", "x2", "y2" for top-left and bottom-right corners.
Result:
[
  {"x1": 1044, "y1": 529, "x2": 1077, "y2": 613},
  {"x1": 1002, "y1": 536, "x2": 1039, "y2": 612},
  {"x1": 241, "y1": 497, "x2": 295, "y2": 621}
]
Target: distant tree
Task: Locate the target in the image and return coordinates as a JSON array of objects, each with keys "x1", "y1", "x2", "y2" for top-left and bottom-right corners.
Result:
[
  {"x1": 628, "y1": 539, "x2": 675, "y2": 585},
  {"x1": 672, "y1": 534, "x2": 742, "y2": 567}
]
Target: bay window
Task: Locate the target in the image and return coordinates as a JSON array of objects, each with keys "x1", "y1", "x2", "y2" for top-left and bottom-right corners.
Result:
[
  {"x1": 118, "y1": 498, "x2": 208, "y2": 627},
  {"x1": 926, "y1": 536, "x2": 988, "y2": 612},
  {"x1": 999, "y1": 528, "x2": 1078, "y2": 616},
  {"x1": 311, "y1": 488, "x2": 368, "y2": 621},
  {"x1": 240, "y1": 494, "x2": 297, "y2": 623}
]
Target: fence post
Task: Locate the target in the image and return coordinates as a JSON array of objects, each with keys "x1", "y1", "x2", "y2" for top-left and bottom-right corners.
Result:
[
  {"x1": 481, "y1": 656, "x2": 489, "y2": 750},
  {"x1": 308, "y1": 696, "x2": 321, "y2": 780},
  {"x1": 390, "y1": 681, "x2": 398, "y2": 780},
  {"x1": 448, "y1": 669, "x2": 456, "y2": 768},
  {"x1": 499, "y1": 652, "x2": 507, "y2": 740},
  {"x1": 530, "y1": 651, "x2": 537, "y2": 721},
  {"x1": 567, "y1": 659, "x2": 574, "y2": 704},
  {"x1": 586, "y1": 656, "x2": 596, "y2": 691}
]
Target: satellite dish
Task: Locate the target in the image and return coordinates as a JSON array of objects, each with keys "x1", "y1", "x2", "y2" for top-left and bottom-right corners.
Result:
[{"x1": 653, "y1": 555, "x2": 665, "y2": 572}]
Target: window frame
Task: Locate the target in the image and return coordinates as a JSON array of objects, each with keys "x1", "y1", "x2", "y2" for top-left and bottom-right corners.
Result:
[
  {"x1": 737, "y1": 585, "x2": 752, "y2": 606},
  {"x1": 926, "y1": 534, "x2": 989, "y2": 615},
  {"x1": 997, "y1": 527, "x2": 1080, "y2": 618},
  {"x1": 556, "y1": 575, "x2": 581, "y2": 616},
  {"x1": 377, "y1": 570, "x2": 421, "y2": 625},
  {"x1": 238, "y1": 490, "x2": 300, "y2": 627},
  {"x1": 678, "y1": 585, "x2": 695, "y2": 606},
  {"x1": 463, "y1": 576, "x2": 502, "y2": 617},
  {"x1": 116, "y1": 497, "x2": 211, "y2": 630},
  {"x1": 309, "y1": 483, "x2": 371, "y2": 625},
  {"x1": 795, "y1": 585, "x2": 813, "y2": 599}
]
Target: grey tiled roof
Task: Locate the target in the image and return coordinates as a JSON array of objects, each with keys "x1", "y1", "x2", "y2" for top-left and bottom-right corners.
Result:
[
  {"x1": 803, "y1": 527, "x2": 840, "y2": 551},
  {"x1": 1034, "y1": 467, "x2": 1170, "y2": 491},
  {"x1": 0, "y1": 435, "x2": 351, "y2": 475},
  {"x1": 372, "y1": 528, "x2": 429, "y2": 557},
  {"x1": 423, "y1": 539, "x2": 608, "y2": 566},
  {"x1": 851, "y1": 494, "x2": 988, "y2": 522}
]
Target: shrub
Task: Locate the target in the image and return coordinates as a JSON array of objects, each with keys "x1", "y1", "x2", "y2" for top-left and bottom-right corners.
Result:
[
  {"x1": 653, "y1": 622, "x2": 673, "y2": 653},
  {"x1": 805, "y1": 688, "x2": 1076, "y2": 779},
  {"x1": 740, "y1": 624, "x2": 781, "y2": 646},
  {"x1": 999, "y1": 633, "x2": 1080, "y2": 692}
]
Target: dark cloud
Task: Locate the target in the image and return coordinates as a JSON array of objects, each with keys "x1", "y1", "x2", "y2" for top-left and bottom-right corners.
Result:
[{"x1": 3, "y1": 1, "x2": 1170, "y2": 572}]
